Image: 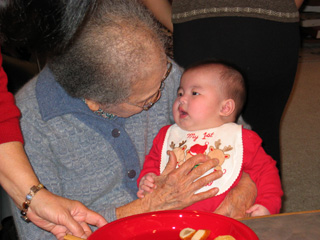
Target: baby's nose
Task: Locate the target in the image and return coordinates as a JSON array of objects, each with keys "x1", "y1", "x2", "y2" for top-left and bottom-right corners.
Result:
[{"x1": 179, "y1": 95, "x2": 187, "y2": 104}]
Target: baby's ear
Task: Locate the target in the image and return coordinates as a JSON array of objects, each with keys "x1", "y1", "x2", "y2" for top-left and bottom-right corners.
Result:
[{"x1": 220, "y1": 99, "x2": 235, "y2": 117}]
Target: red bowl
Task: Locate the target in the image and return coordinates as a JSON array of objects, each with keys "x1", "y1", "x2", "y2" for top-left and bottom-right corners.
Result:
[{"x1": 89, "y1": 210, "x2": 258, "y2": 240}]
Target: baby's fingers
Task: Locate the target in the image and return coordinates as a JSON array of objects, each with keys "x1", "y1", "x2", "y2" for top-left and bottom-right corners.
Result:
[
  {"x1": 142, "y1": 179, "x2": 156, "y2": 189},
  {"x1": 246, "y1": 204, "x2": 258, "y2": 214},
  {"x1": 145, "y1": 175, "x2": 156, "y2": 183},
  {"x1": 141, "y1": 184, "x2": 154, "y2": 193},
  {"x1": 137, "y1": 190, "x2": 145, "y2": 199}
]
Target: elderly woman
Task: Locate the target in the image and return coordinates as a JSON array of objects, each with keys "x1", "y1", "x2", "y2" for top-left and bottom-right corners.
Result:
[{"x1": 8, "y1": 0, "x2": 255, "y2": 239}]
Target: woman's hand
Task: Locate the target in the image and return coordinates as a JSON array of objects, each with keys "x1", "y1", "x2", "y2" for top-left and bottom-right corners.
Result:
[
  {"x1": 214, "y1": 172, "x2": 257, "y2": 219},
  {"x1": 295, "y1": 0, "x2": 304, "y2": 9},
  {"x1": 27, "y1": 190, "x2": 107, "y2": 240},
  {"x1": 116, "y1": 151, "x2": 222, "y2": 219},
  {"x1": 141, "y1": 151, "x2": 223, "y2": 212}
]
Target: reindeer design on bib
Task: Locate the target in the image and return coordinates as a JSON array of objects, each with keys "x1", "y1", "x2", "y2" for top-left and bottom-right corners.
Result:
[
  {"x1": 170, "y1": 138, "x2": 233, "y2": 172},
  {"x1": 170, "y1": 141, "x2": 187, "y2": 166},
  {"x1": 207, "y1": 139, "x2": 233, "y2": 171}
]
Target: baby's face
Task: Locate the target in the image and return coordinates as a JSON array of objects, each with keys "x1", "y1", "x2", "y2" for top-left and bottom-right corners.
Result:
[{"x1": 173, "y1": 67, "x2": 225, "y2": 131}]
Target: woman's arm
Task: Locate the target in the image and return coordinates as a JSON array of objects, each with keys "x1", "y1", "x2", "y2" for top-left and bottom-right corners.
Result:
[
  {"x1": 214, "y1": 172, "x2": 257, "y2": 219},
  {"x1": 117, "y1": 152, "x2": 222, "y2": 219},
  {"x1": 141, "y1": 0, "x2": 173, "y2": 32},
  {"x1": 0, "y1": 142, "x2": 39, "y2": 206}
]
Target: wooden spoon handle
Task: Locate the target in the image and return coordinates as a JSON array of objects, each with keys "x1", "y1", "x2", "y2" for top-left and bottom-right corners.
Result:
[{"x1": 64, "y1": 234, "x2": 86, "y2": 240}]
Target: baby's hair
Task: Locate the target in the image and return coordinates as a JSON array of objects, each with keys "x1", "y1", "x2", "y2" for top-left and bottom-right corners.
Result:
[{"x1": 184, "y1": 59, "x2": 246, "y2": 117}]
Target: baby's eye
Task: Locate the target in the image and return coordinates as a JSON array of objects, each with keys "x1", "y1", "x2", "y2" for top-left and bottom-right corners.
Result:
[
  {"x1": 177, "y1": 91, "x2": 183, "y2": 97},
  {"x1": 192, "y1": 91, "x2": 199, "y2": 96}
]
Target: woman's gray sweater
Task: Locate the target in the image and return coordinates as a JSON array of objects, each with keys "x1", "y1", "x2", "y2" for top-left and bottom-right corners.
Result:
[{"x1": 11, "y1": 62, "x2": 181, "y2": 239}]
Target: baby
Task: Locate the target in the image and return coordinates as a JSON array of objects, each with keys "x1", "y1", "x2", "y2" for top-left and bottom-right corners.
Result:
[{"x1": 137, "y1": 60, "x2": 283, "y2": 217}]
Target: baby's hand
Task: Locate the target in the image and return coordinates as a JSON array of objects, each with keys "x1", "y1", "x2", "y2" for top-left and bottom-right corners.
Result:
[
  {"x1": 137, "y1": 173, "x2": 157, "y2": 199},
  {"x1": 246, "y1": 204, "x2": 270, "y2": 217}
]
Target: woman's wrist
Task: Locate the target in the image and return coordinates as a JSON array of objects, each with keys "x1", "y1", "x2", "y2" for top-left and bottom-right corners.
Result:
[
  {"x1": 116, "y1": 198, "x2": 148, "y2": 219},
  {"x1": 20, "y1": 183, "x2": 46, "y2": 222},
  {"x1": 0, "y1": 141, "x2": 40, "y2": 207}
]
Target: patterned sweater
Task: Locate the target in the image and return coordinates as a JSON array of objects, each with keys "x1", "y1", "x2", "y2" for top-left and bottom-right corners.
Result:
[
  {"x1": 11, "y1": 63, "x2": 181, "y2": 240},
  {"x1": 172, "y1": 0, "x2": 299, "y2": 24}
]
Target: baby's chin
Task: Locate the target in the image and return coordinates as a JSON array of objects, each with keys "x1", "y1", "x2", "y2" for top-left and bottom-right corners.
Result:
[
  {"x1": 177, "y1": 122, "x2": 203, "y2": 132},
  {"x1": 174, "y1": 118, "x2": 196, "y2": 131},
  {"x1": 178, "y1": 122, "x2": 220, "y2": 132}
]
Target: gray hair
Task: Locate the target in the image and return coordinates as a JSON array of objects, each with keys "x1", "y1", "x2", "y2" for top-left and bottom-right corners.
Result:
[{"x1": 49, "y1": 0, "x2": 167, "y2": 105}]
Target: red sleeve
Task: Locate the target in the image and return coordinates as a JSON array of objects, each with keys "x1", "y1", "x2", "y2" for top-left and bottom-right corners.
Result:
[
  {"x1": 0, "y1": 49, "x2": 24, "y2": 144},
  {"x1": 137, "y1": 125, "x2": 171, "y2": 186},
  {"x1": 242, "y1": 128, "x2": 283, "y2": 214}
]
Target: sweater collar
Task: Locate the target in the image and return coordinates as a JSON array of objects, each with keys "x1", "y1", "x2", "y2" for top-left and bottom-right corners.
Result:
[{"x1": 36, "y1": 66, "x2": 93, "y2": 122}]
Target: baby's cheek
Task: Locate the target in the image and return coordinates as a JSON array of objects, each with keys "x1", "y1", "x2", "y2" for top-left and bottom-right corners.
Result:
[{"x1": 172, "y1": 102, "x2": 180, "y2": 121}]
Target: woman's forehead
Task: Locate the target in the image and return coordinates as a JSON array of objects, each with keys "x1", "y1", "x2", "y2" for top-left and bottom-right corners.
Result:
[{"x1": 130, "y1": 60, "x2": 166, "y2": 98}]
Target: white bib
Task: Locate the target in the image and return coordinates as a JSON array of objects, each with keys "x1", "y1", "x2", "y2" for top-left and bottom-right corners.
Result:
[{"x1": 160, "y1": 123, "x2": 243, "y2": 195}]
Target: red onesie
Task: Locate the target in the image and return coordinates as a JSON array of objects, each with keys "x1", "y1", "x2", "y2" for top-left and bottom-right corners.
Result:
[{"x1": 138, "y1": 124, "x2": 283, "y2": 214}]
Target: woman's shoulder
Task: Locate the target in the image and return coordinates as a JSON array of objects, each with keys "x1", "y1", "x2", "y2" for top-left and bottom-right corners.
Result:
[{"x1": 15, "y1": 78, "x2": 38, "y2": 110}]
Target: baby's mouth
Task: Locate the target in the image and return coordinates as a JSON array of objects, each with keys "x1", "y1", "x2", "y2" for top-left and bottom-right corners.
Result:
[{"x1": 178, "y1": 106, "x2": 188, "y2": 118}]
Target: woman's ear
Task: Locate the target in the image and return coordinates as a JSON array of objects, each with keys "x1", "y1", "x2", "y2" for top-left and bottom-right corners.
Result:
[
  {"x1": 220, "y1": 99, "x2": 235, "y2": 117},
  {"x1": 85, "y1": 99, "x2": 100, "y2": 111}
]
